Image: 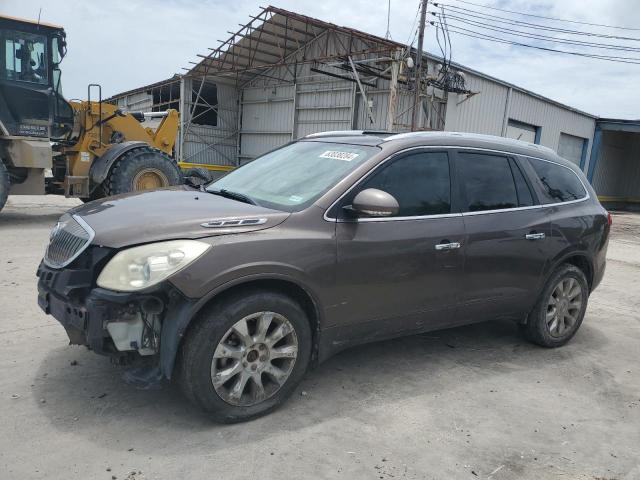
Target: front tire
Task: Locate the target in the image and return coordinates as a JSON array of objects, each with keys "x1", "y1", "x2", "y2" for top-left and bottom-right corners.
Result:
[
  {"x1": 0, "y1": 161, "x2": 9, "y2": 212},
  {"x1": 522, "y1": 264, "x2": 589, "y2": 348},
  {"x1": 178, "y1": 290, "x2": 312, "y2": 423},
  {"x1": 105, "y1": 146, "x2": 182, "y2": 196}
]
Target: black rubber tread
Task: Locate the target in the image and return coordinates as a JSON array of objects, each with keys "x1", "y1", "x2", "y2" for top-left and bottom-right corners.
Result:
[
  {"x1": 522, "y1": 263, "x2": 589, "y2": 348},
  {"x1": 104, "y1": 146, "x2": 182, "y2": 196},
  {"x1": 0, "y1": 161, "x2": 9, "y2": 212},
  {"x1": 182, "y1": 167, "x2": 213, "y2": 188},
  {"x1": 177, "y1": 289, "x2": 312, "y2": 423}
]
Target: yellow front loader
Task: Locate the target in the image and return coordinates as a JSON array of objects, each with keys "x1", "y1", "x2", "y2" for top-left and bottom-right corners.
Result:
[
  {"x1": 0, "y1": 15, "x2": 184, "y2": 212},
  {"x1": 54, "y1": 85, "x2": 182, "y2": 201}
]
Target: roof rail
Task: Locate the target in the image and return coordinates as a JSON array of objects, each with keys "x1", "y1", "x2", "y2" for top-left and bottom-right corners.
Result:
[{"x1": 303, "y1": 130, "x2": 394, "y2": 139}]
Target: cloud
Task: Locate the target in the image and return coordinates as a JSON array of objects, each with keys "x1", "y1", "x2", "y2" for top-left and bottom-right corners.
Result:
[{"x1": 2, "y1": 0, "x2": 638, "y2": 118}]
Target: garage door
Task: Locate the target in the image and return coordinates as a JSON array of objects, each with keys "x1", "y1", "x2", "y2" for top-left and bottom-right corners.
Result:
[
  {"x1": 558, "y1": 132, "x2": 586, "y2": 165},
  {"x1": 506, "y1": 119, "x2": 538, "y2": 144}
]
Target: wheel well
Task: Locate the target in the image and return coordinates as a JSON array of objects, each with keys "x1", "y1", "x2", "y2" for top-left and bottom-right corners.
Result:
[
  {"x1": 562, "y1": 255, "x2": 593, "y2": 291},
  {"x1": 184, "y1": 278, "x2": 321, "y2": 358}
]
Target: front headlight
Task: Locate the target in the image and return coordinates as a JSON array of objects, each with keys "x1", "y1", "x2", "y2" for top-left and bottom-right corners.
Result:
[{"x1": 97, "y1": 240, "x2": 210, "y2": 292}]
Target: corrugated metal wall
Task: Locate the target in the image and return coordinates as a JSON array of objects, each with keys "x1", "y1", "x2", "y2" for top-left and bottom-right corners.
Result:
[
  {"x1": 444, "y1": 73, "x2": 508, "y2": 136},
  {"x1": 239, "y1": 31, "x2": 438, "y2": 160},
  {"x1": 114, "y1": 91, "x2": 153, "y2": 112},
  {"x1": 239, "y1": 84, "x2": 294, "y2": 162},
  {"x1": 444, "y1": 71, "x2": 596, "y2": 172},
  {"x1": 592, "y1": 131, "x2": 640, "y2": 197},
  {"x1": 295, "y1": 80, "x2": 355, "y2": 137},
  {"x1": 182, "y1": 77, "x2": 239, "y2": 166},
  {"x1": 110, "y1": 27, "x2": 599, "y2": 175}
]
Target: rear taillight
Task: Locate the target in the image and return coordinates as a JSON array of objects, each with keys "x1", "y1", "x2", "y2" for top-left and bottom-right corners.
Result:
[{"x1": 607, "y1": 211, "x2": 613, "y2": 226}]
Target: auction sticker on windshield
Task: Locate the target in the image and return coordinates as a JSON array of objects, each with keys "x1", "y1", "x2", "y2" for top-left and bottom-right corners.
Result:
[{"x1": 319, "y1": 150, "x2": 360, "y2": 161}]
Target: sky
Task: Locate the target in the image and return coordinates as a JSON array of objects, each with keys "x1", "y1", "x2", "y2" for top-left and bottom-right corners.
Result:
[{"x1": 2, "y1": 0, "x2": 639, "y2": 118}]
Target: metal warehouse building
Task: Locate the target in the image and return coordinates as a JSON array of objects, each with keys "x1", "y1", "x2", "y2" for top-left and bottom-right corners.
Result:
[{"x1": 109, "y1": 6, "x2": 638, "y2": 206}]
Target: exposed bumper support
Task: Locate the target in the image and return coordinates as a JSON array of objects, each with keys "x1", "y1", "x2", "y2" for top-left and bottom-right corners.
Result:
[{"x1": 37, "y1": 260, "x2": 196, "y2": 379}]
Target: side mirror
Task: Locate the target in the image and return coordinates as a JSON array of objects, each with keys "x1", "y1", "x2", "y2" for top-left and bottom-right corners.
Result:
[{"x1": 348, "y1": 188, "x2": 399, "y2": 217}]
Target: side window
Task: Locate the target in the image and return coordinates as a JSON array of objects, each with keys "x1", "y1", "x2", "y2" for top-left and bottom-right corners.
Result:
[
  {"x1": 458, "y1": 152, "x2": 518, "y2": 212},
  {"x1": 527, "y1": 158, "x2": 587, "y2": 203},
  {"x1": 509, "y1": 159, "x2": 535, "y2": 207},
  {"x1": 358, "y1": 151, "x2": 451, "y2": 216}
]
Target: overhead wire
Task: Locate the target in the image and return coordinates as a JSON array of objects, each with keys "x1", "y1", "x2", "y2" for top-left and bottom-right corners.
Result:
[
  {"x1": 446, "y1": 0, "x2": 640, "y2": 32},
  {"x1": 385, "y1": 0, "x2": 393, "y2": 39},
  {"x1": 426, "y1": 0, "x2": 640, "y2": 67},
  {"x1": 432, "y1": 22, "x2": 640, "y2": 65},
  {"x1": 402, "y1": 1, "x2": 423, "y2": 58},
  {"x1": 434, "y1": 12, "x2": 640, "y2": 53},
  {"x1": 434, "y1": 2, "x2": 640, "y2": 42}
]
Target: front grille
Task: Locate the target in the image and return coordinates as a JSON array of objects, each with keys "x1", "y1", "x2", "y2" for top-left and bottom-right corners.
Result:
[{"x1": 44, "y1": 214, "x2": 94, "y2": 269}]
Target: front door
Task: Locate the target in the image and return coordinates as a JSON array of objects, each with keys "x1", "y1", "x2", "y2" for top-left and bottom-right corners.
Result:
[
  {"x1": 332, "y1": 149, "x2": 465, "y2": 342},
  {"x1": 454, "y1": 150, "x2": 550, "y2": 323}
]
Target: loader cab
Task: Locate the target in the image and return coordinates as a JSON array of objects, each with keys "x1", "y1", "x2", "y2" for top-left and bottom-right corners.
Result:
[{"x1": 0, "y1": 15, "x2": 74, "y2": 140}]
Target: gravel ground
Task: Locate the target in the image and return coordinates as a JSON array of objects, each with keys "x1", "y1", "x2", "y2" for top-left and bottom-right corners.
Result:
[{"x1": 1, "y1": 195, "x2": 639, "y2": 480}]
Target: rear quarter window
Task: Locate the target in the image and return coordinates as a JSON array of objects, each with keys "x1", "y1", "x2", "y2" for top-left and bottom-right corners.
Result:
[{"x1": 526, "y1": 158, "x2": 587, "y2": 204}]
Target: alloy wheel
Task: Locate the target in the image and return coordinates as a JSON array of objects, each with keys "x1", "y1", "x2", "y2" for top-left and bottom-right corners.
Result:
[
  {"x1": 210, "y1": 311, "x2": 299, "y2": 407},
  {"x1": 546, "y1": 277, "x2": 583, "y2": 338}
]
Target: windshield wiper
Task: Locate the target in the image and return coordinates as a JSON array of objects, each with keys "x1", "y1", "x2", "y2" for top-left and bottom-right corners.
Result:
[{"x1": 208, "y1": 188, "x2": 257, "y2": 206}]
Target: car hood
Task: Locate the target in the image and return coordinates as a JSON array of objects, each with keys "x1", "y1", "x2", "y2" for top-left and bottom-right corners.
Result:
[{"x1": 69, "y1": 186, "x2": 290, "y2": 248}]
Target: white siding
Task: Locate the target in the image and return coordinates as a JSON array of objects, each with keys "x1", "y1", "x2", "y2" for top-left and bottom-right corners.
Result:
[
  {"x1": 444, "y1": 73, "x2": 509, "y2": 136},
  {"x1": 444, "y1": 71, "x2": 596, "y2": 173}
]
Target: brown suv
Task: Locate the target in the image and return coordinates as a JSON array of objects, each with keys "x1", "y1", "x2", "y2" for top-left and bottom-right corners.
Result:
[{"x1": 37, "y1": 131, "x2": 610, "y2": 422}]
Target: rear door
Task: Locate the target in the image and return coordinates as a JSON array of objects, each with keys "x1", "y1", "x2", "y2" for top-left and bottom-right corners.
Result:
[
  {"x1": 454, "y1": 150, "x2": 550, "y2": 323},
  {"x1": 332, "y1": 149, "x2": 465, "y2": 340}
]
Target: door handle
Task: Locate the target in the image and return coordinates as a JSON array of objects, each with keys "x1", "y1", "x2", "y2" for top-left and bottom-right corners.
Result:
[
  {"x1": 525, "y1": 232, "x2": 546, "y2": 240},
  {"x1": 435, "y1": 242, "x2": 461, "y2": 251}
]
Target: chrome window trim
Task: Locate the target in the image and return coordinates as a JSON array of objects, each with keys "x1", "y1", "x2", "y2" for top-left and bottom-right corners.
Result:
[
  {"x1": 322, "y1": 145, "x2": 590, "y2": 223},
  {"x1": 44, "y1": 214, "x2": 95, "y2": 269}
]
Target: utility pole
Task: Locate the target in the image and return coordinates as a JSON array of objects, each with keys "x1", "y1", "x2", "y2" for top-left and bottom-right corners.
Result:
[{"x1": 411, "y1": 0, "x2": 428, "y2": 131}]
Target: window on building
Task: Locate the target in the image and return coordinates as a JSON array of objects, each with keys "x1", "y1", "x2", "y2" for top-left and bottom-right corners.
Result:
[
  {"x1": 458, "y1": 153, "x2": 518, "y2": 212},
  {"x1": 150, "y1": 81, "x2": 180, "y2": 112},
  {"x1": 527, "y1": 158, "x2": 587, "y2": 203},
  {"x1": 506, "y1": 119, "x2": 540, "y2": 144},
  {"x1": 359, "y1": 151, "x2": 451, "y2": 216},
  {"x1": 190, "y1": 82, "x2": 218, "y2": 127}
]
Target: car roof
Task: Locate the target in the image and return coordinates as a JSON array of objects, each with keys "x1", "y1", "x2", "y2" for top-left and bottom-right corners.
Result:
[{"x1": 302, "y1": 130, "x2": 567, "y2": 166}]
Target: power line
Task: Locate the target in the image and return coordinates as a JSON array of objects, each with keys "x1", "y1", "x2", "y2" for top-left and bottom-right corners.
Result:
[
  {"x1": 434, "y1": 3, "x2": 640, "y2": 42},
  {"x1": 432, "y1": 22, "x2": 640, "y2": 65},
  {"x1": 385, "y1": 0, "x2": 392, "y2": 39},
  {"x1": 447, "y1": 0, "x2": 640, "y2": 32},
  {"x1": 404, "y1": 2, "x2": 423, "y2": 52},
  {"x1": 433, "y1": 12, "x2": 640, "y2": 53}
]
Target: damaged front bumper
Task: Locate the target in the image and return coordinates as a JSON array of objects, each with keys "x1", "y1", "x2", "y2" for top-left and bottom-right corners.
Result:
[{"x1": 36, "y1": 251, "x2": 196, "y2": 378}]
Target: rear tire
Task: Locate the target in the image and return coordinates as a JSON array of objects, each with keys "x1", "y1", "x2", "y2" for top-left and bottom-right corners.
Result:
[
  {"x1": 522, "y1": 264, "x2": 589, "y2": 348},
  {"x1": 178, "y1": 290, "x2": 312, "y2": 423},
  {"x1": 104, "y1": 146, "x2": 182, "y2": 196},
  {"x1": 0, "y1": 161, "x2": 9, "y2": 212}
]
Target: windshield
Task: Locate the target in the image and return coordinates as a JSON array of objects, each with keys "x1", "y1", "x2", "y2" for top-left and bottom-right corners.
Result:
[
  {"x1": 207, "y1": 141, "x2": 379, "y2": 212},
  {"x1": 1, "y1": 30, "x2": 48, "y2": 85}
]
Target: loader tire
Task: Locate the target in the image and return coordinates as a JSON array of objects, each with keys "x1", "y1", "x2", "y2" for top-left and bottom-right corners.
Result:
[
  {"x1": 105, "y1": 146, "x2": 182, "y2": 196},
  {"x1": 0, "y1": 161, "x2": 10, "y2": 212}
]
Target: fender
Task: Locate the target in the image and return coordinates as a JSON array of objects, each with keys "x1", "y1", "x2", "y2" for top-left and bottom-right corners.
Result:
[
  {"x1": 544, "y1": 244, "x2": 594, "y2": 283},
  {"x1": 159, "y1": 272, "x2": 324, "y2": 379},
  {"x1": 89, "y1": 141, "x2": 148, "y2": 186}
]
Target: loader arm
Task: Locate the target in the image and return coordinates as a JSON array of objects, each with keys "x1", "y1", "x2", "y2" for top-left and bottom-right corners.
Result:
[{"x1": 149, "y1": 109, "x2": 179, "y2": 153}]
